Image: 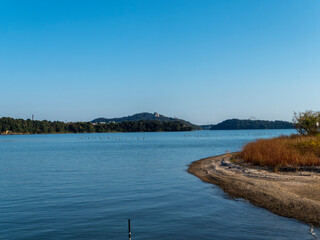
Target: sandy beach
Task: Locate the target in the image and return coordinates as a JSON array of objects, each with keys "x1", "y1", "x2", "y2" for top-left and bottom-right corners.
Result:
[{"x1": 188, "y1": 153, "x2": 320, "y2": 226}]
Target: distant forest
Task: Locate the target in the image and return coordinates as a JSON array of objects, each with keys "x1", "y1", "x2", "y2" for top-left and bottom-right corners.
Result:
[
  {"x1": 0, "y1": 116, "x2": 296, "y2": 135},
  {"x1": 0, "y1": 117, "x2": 193, "y2": 134},
  {"x1": 210, "y1": 119, "x2": 295, "y2": 130}
]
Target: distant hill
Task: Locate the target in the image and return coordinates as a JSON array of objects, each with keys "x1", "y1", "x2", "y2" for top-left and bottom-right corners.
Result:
[
  {"x1": 92, "y1": 112, "x2": 201, "y2": 130},
  {"x1": 209, "y1": 119, "x2": 295, "y2": 130}
]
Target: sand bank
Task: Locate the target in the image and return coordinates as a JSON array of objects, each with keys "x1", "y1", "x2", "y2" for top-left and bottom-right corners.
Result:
[{"x1": 188, "y1": 154, "x2": 320, "y2": 226}]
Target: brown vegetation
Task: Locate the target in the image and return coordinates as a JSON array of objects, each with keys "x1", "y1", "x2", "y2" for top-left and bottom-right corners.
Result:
[{"x1": 237, "y1": 134, "x2": 320, "y2": 167}]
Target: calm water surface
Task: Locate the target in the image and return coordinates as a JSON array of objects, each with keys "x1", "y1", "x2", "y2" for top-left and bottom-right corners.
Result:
[{"x1": 1, "y1": 130, "x2": 319, "y2": 239}]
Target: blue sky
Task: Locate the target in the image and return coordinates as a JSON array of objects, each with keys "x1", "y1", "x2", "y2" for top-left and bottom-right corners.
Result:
[{"x1": 1, "y1": 0, "x2": 319, "y2": 124}]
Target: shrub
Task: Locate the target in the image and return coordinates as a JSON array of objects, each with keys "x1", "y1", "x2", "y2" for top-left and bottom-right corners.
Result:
[{"x1": 293, "y1": 111, "x2": 320, "y2": 135}]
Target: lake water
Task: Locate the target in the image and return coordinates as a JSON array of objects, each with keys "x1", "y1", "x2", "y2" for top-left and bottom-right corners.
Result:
[{"x1": 1, "y1": 130, "x2": 319, "y2": 240}]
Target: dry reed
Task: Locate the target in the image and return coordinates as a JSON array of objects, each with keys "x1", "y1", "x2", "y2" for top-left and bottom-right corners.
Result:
[{"x1": 238, "y1": 135, "x2": 320, "y2": 167}]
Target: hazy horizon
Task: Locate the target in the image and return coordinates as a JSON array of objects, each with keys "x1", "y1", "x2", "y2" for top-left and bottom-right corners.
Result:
[{"x1": 1, "y1": 1, "x2": 319, "y2": 125}]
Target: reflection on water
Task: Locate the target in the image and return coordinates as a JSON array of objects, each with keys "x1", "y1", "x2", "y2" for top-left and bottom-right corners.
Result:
[{"x1": 0, "y1": 130, "x2": 318, "y2": 239}]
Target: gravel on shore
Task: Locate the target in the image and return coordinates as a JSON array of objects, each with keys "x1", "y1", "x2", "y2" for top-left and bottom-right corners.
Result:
[{"x1": 188, "y1": 153, "x2": 320, "y2": 226}]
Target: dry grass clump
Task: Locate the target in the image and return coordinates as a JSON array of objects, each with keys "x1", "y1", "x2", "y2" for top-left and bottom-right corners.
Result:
[{"x1": 238, "y1": 135, "x2": 320, "y2": 167}]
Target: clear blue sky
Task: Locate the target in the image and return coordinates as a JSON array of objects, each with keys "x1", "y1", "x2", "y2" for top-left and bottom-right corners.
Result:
[{"x1": 1, "y1": 0, "x2": 319, "y2": 124}]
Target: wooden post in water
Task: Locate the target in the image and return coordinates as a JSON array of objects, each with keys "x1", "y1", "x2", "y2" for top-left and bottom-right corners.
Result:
[{"x1": 128, "y1": 219, "x2": 132, "y2": 240}]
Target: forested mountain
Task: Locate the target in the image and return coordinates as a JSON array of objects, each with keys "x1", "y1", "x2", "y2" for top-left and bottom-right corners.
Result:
[
  {"x1": 0, "y1": 116, "x2": 295, "y2": 135},
  {"x1": 92, "y1": 112, "x2": 201, "y2": 130},
  {"x1": 0, "y1": 117, "x2": 194, "y2": 134},
  {"x1": 209, "y1": 119, "x2": 294, "y2": 130}
]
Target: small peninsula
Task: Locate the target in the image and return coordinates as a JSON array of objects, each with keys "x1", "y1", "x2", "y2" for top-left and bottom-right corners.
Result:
[
  {"x1": 188, "y1": 154, "x2": 320, "y2": 226},
  {"x1": 189, "y1": 111, "x2": 320, "y2": 226},
  {"x1": 203, "y1": 118, "x2": 294, "y2": 130}
]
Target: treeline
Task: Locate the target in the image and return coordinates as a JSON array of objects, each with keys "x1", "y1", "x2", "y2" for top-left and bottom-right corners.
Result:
[
  {"x1": 0, "y1": 117, "x2": 193, "y2": 134},
  {"x1": 210, "y1": 119, "x2": 294, "y2": 130}
]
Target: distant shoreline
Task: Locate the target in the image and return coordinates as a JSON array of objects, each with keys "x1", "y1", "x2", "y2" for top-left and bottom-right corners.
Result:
[
  {"x1": 0, "y1": 130, "x2": 194, "y2": 136},
  {"x1": 188, "y1": 153, "x2": 320, "y2": 226},
  {"x1": 1, "y1": 114, "x2": 295, "y2": 134},
  {"x1": 0, "y1": 128, "x2": 296, "y2": 136},
  {"x1": 0, "y1": 117, "x2": 194, "y2": 135}
]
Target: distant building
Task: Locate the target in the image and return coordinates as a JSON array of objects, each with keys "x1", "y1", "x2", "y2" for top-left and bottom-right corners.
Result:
[{"x1": 154, "y1": 112, "x2": 160, "y2": 117}]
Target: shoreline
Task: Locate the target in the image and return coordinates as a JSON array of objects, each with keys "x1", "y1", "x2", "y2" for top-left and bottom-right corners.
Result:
[
  {"x1": 0, "y1": 130, "x2": 196, "y2": 136},
  {"x1": 188, "y1": 153, "x2": 320, "y2": 227}
]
